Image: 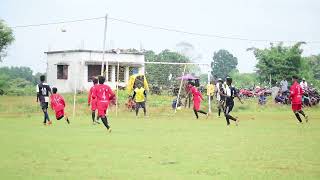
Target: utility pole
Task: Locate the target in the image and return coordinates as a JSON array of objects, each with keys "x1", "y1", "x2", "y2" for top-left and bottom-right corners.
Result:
[
  {"x1": 207, "y1": 67, "x2": 211, "y2": 113},
  {"x1": 101, "y1": 13, "x2": 108, "y2": 77}
]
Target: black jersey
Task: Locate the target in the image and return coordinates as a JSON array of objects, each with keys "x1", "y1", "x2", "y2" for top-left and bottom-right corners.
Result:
[
  {"x1": 222, "y1": 84, "x2": 237, "y2": 104},
  {"x1": 36, "y1": 83, "x2": 51, "y2": 103}
]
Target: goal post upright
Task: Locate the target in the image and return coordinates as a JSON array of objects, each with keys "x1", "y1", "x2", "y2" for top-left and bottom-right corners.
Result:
[
  {"x1": 144, "y1": 61, "x2": 211, "y2": 114},
  {"x1": 144, "y1": 62, "x2": 210, "y2": 66},
  {"x1": 72, "y1": 61, "x2": 80, "y2": 121},
  {"x1": 174, "y1": 64, "x2": 187, "y2": 113},
  {"x1": 116, "y1": 62, "x2": 120, "y2": 116},
  {"x1": 207, "y1": 68, "x2": 212, "y2": 113}
]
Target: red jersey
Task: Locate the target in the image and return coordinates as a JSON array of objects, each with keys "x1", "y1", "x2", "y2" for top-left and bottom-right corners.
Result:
[
  {"x1": 92, "y1": 84, "x2": 115, "y2": 102},
  {"x1": 88, "y1": 85, "x2": 97, "y2": 104},
  {"x1": 189, "y1": 86, "x2": 203, "y2": 111},
  {"x1": 50, "y1": 94, "x2": 65, "y2": 111},
  {"x1": 191, "y1": 87, "x2": 203, "y2": 102},
  {"x1": 290, "y1": 81, "x2": 303, "y2": 104}
]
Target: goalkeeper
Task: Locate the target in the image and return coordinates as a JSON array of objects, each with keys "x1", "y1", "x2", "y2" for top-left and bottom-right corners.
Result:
[{"x1": 132, "y1": 84, "x2": 147, "y2": 117}]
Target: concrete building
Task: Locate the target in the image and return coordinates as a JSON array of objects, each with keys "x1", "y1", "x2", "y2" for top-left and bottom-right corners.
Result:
[{"x1": 45, "y1": 49, "x2": 145, "y2": 93}]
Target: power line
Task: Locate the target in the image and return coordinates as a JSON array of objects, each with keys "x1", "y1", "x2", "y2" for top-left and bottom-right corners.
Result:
[
  {"x1": 11, "y1": 16, "x2": 104, "y2": 28},
  {"x1": 10, "y1": 15, "x2": 320, "y2": 44},
  {"x1": 109, "y1": 17, "x2": 320, "y2": 44}
]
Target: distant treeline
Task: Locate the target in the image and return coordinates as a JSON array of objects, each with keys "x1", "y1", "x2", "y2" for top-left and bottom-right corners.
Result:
[{"x1": 0, "y1": 66, "x2": 44, "y2": 95}]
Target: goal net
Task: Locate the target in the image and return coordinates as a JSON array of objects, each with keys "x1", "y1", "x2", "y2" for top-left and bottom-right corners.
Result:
[{"x1": 118, "y1": 62, "x2": 212, "y2": 116}]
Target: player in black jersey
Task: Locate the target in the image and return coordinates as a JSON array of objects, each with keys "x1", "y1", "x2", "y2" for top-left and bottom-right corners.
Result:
[
  {"x1": 219, "y1": 77, "x2": 243, "y2": 126},
  {"x1": 36, "y1": 75, "x2": 52, "y2": 125}
]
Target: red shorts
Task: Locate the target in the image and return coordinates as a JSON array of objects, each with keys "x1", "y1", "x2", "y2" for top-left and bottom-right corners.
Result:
[
  {"x1": 91, "y1": 99, "x2": 98, "y2": 111},
  {"x1": 55, "y1": 109, "x2": 65, "y2": 120},
  {"x1": 97, "y1": 101, "x2": 109, "y2": 117},
  {"x1": 292, "y1": 104, "x2": 302, "y2": 111},
  {"x1": 193, "y1": 98, "x2": 201, "y2": 111},
  {"x1": 193, "y1": 100, "x2": 201, "y2": 111}
]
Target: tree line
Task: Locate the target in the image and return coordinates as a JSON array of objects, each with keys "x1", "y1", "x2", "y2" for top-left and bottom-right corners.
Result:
[
  {"x1": 210, "y1": 43, "x2": 320, "y2": 89},
  {"x1": 144, "y1": 43, "x2": 320, "y2": 90},
  {"x1": 0, "y1": 67, "x2": 43, "y2": 95}
]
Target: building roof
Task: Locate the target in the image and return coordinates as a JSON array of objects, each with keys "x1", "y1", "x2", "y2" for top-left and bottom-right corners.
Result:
[{"x1": 44, "y1": 49, "x2": 144, "y2": 55}]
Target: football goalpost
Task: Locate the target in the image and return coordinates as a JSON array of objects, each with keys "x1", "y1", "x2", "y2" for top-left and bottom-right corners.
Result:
[{"x1": 114, "y1": 61, "x2": 213, "y2": 115}]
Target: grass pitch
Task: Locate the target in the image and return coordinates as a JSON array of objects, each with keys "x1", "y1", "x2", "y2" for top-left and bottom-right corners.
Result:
[{"x1": 0, "y1": 95, "x2": 320, "y2": 179}]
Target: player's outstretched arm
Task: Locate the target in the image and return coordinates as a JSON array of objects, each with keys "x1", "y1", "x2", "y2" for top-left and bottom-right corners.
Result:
[
  {"x1": 144, "y1": 90, "x2": 147, "y2": 102},
  {"x1": 61, "y1": 95, "x2": 66, "y2": 107},
  {"x1": 91, "y1": 87, "x2": 97, "y2": 100},
  {"x1": 219, "y1": 91, "x2": 227, "y2": 98},
  {"x1": 235, "y1": 89, "x2": 244, "y2": 104},
  {"x1": 132, "y1": 91, "x2": 137, "y2": 101},
  {"x1": 236, "y1": 95, "x2": 244, "y2": 104},
  {"x1": 200, "y1": 93, "x2": 204, "y2": 100},
  {"x1": 48, "y1": 86, "x2": 52, "y2": 95},
  {"x1": 50, "y1": 97, "x2": 54, "y2": 110},
  {"x1": 88, "y1": 90, "x2": 91, "y2": 106},
  {"x1": 36, "y1": 84, "x2": 39, "y2": 102}
]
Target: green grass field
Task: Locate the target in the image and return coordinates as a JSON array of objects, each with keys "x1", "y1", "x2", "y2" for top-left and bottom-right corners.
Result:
[{"x1": 0, "y1": 95, "x2": 320, "y2": 179}]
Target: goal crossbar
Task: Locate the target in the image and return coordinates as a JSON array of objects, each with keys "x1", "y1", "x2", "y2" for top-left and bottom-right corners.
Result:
[{"x1": 145, "y1": 61, "x2": 210, "y2": 66}]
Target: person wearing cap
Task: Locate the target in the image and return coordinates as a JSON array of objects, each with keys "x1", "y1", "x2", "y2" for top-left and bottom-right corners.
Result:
[
  {"x1": 300, "y1": 78, "x2": 308, "y2": 90},
  {"x1": 220, "y1": 77, "x2": 243, "y2": 126},
  {"x1": 215, "y1": 78, "x2": 224, "y2": 118},
  {"x1": 290, "y1": 75, "x2": 309, "y2": 123}
]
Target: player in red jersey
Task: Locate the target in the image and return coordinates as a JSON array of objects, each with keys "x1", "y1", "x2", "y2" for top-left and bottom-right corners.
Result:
[
  {"x1": 290, "y1": 75, "x2": 308, "y2": 123},
  {"x1": 88, "y1": 77, "x2": 100, "y2": 125},
  {"x1": 92, "y1": 76, "x2": 115, "y2": 132},
  {"x1": 50, "y1": 87, "x2": 70, "y2": 124},
  {"x1": 188, "y1": 82, "x2": 208, "y2": 119}
]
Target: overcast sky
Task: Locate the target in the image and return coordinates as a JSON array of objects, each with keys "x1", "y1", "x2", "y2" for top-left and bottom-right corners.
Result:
[{"x1": 1, "y1": 0, "x2": 320, "y2": 73}]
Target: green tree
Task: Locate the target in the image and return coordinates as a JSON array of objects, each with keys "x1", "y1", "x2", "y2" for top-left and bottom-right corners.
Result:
[
  {"x1": 248, "y1": 42, "x2": 304, "y2": 85},
  {"x1": 199, "y1": 74, "x2": 209, "y2": 85},
  {"x1": 304, "y1": 55, "x2": 320, "y2": 80},
  {"x1": 0, "y1": 66, "x2": 36, "y2": 84},
  {"x1": 33, "y1": 72, "x2": 46, "y2": 84},
  {"x1": 6, "y1": 78, "x2": 34, "y2": 96},
  {"x1": 229, "y1": 70, "x2": 260, "y2": 88},
  {"x1": 300, "y1": 55, "x2": 320, "y2": 88},
  {"x1": 0, "y1": 73, "x2": 10, "y2": 95},
  {"x1": 211, "y1": 49, "x2": 238, "y2": 79},
  {"x1": 0, "y1": 66, "x2": 44, "y2": 95},
  {"x1": 0, "y1": 19, "x2": 14, "y2": 61},
  {"x1": 145, "y1": 50, "x2": 190, "y2": 87}
]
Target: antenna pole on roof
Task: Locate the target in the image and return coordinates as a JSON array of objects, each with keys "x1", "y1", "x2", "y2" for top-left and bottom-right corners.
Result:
[{"x1": 101, "y1": 13, "x2": 108, "y2": 77}]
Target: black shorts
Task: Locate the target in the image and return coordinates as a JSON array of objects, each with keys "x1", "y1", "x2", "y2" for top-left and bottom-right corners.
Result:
[
  {"x1": 57, "y1": 115, "x2": 64, "y2": 120},
  {"x1": 136, "y1": 102, "x2": 146, "y2": 109},
  {"x1": 224, "y1": 101, "x2": 234, "y2": 114},
  {"x1": 40, "y1": 102, "x2": 48, "y2": 110}
]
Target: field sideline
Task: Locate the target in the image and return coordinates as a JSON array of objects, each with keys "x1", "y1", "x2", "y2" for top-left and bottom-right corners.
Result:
[{"x1": 0, "y1": 95, "x2": 320, "y2": 179}]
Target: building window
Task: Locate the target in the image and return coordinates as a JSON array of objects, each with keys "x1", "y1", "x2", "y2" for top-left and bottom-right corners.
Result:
[
  {"x1": 115, "y1": 66, "x2": 125, "y2": 82},
  {"x1": 87, "y1": 65, "x2": 101, "y2": 82},
  {"x1": 87, "y1": 65, "x2": 112, "y2": 82},
  {"x1": 57, "y1": 65, "x2": 68, "y2": 80}
]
